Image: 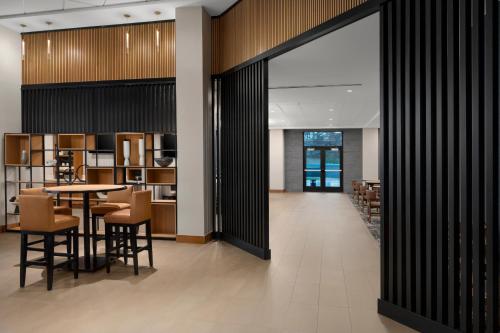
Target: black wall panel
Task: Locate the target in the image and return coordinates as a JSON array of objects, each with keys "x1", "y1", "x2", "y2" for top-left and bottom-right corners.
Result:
[
  {"x1": 22, "y1": 80, "x2": 176, "y2": 134},
  {"x1": 378, "y1": 0, "x2": 499, "y2": 332},
  {"x1": 219, "y1": 60, "x2": 270, "y2": 259}
]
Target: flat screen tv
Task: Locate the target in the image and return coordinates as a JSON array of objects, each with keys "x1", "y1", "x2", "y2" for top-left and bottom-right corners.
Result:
[
  {"x1": 162, "y1": 134, "x2": 176, "y2": 158},
  {"x1": 91, "y1": 134, "x2": 115, "y2": 153}
]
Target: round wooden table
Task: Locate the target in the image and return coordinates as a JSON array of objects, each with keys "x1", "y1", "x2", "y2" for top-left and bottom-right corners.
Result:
[{"x1": 44, "y1": 184, "x2": 126, "y2": 272}]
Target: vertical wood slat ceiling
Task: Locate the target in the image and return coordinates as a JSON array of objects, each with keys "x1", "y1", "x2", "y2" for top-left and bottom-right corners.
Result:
[
  {"x1": 22, "y1": 21, "x2": 175, "y2": 85},
  {"x1": 211, "y1": 0, "x2": 367, "y2": 74}
]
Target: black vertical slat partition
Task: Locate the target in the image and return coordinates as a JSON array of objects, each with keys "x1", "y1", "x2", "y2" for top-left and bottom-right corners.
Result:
[
  {"x1": 219, "y1": 60, "x2": 270, "y2": 260},
  {"x1": 21, "y1": 79, "x2": 176, "y2": 134},
  {"x1": 378, "y1": 0, "x2": 499, "y2": 332}
]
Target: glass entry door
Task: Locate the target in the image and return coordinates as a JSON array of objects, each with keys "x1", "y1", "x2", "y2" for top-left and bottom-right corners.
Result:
[{"x1": 304, "y1": 147, "x2": 343, "y2": 192}]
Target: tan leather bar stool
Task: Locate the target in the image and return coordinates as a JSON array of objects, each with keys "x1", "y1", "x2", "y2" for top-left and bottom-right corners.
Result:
[
  {"x1": 103, "y1": 190, "x2": 153, "y2": 275},
  {"x1": 19, "y1": 195, "x2": 79, "y2": 290},
  {"x1": 20, "y1": 187, "x2": 72, "y2": 215},
  {"x1": 90, "y1": 186, "x2": 133, "y2": 266}
]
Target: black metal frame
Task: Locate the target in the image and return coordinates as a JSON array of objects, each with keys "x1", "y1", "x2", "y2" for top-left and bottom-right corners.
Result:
[
  {"x1": 20, "y1": 226, "x2": 79, "y2": 290},
  {"x1": 302, "y1": 146, "x2": 344, "y2": 193},
  {"x1": 104, "y1": 219, "x2": 153, "y2": 276}
]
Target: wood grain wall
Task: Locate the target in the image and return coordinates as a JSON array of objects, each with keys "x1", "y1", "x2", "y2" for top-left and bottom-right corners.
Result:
[
  {"x1": 211, "y1": 0, "x2": 367, "y2": 74},
  {"x1": 22, "y1": 21, "x2": 175, "y2": 85}
]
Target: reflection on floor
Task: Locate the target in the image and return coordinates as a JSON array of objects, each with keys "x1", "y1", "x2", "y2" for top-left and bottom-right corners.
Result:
[{"x1": 0, "y1": 192, "x2": 414, "y2": 333}]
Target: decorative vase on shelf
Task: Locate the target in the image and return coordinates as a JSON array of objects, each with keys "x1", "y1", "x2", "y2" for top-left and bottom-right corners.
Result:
[
  {"x1": 123, "y1": 140, "x2": 131, "y2": 166},
  {"x1": 138, "y1": 138, "x2": 145, "y2": 166},
  {"x1": 20, "y1": 150, "x2": 28, "y2": 165}
]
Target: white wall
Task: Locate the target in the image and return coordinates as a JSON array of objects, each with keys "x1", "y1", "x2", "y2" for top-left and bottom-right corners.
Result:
[
  {"x1": 362, "y1": 128, "x2": 379, "y2": 180},
  {"x1": 0, "y1": 26, "x2": 22, "y2": 224},
  {"x1": 269, "y1": 129, "x2": 284, "y2": 191},
  {"x1": 176, "y1": 6, "x2": 213, "y2": 237}
]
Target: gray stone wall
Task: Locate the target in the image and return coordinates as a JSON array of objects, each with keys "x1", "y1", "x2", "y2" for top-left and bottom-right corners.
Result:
[{"x1": 284, "y1": 129, "x2": 362, "y2": 193}]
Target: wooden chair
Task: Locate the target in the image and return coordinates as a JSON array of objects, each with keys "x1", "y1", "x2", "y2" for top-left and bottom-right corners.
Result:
[
  {"x1": 90, "y1": 186, "x2": 133, "y2": 266},
  {"x1": 20, "y1": 187, "x2": 72, "y2": 215},
  {"x1": 103, "y1": 190, "x2": 153, "y2": 275},
  {"x1": 358, "y1": 185, "x2": 368, "y2": 207},
  {"x1": 365, "y1": 190, "x2": 380, "y2": 223},
  {"x1": 352, "y1": 181, "x2": 360, "y2": 201},
  {"x1": 19, "y1": 195, "x2": 79, "y2": 290}
]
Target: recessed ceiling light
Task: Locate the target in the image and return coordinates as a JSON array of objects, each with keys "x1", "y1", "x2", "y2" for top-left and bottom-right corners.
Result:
[
  {"x1": 329, "y1": 108, "x2": 334, "y2": 112},
  {"x1": 347, "y1": 89, "x2": 353, "y2": 93},
  {"x1": 124, "y1": 14, "x2": 131, "y2": 18},
  {"x1": 154, "y1": 10, "x2": 162, "y2": 15},
  {"x1": 270, "y1": 110, "x2": 275, "y2": 113},
  {"x1": 45, "y1": 21, "x2": 53, "y2": 26},
  {"x1": 20, "y1": 23, "x2": 27, "y2": 28},
  {"x1": 329, "y1": 118, "x2": 333, "y2": 121}
]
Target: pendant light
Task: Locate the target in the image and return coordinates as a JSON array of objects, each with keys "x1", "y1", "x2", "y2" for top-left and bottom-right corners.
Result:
[
  {"x1": 20, "y1": 24, "x2": 26, "y2": 61},
  {"x1": 124, "y1": 14, "x2": 131, "y2": 54},
  {"x1": 154, "y1": 11, "x2": 161, "y2": 49},
  {"x1": 45, "y1": 21, "x2": 52, "y2": 59}
]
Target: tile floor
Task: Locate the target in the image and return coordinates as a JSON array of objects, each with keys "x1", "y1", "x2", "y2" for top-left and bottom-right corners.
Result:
[{"x1": 0, "y1": 192, "x2": 415, "y2": 333}]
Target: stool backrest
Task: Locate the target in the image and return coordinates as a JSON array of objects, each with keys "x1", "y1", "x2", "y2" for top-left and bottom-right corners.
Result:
[
  {"x1": 130, "y1": 190, "x2": 152, "y2": 222},
  {"x1": 359, "y1": 185, "x2": 367, "y2": 194},
  {"x1": 19, "y1": 195, "x2": 55, "y2": 231},
  {"x1": 20, "y1": 187, "x2": 48, "y2": 196},
  {"x1": 107, "y1": 185, "x2": 133, "y2": 204},
  {"x1": 366, "y1": 190, "x2": 378, "y2": 201}
]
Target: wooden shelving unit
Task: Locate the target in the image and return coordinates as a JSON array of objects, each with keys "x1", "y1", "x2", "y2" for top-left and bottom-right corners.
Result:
[
  {"x1": 3, "y1": 132, "x2": 177, "y2": 239},
  {"x1": 115, "y1": 132, "x2": 177, "y2": 236}
]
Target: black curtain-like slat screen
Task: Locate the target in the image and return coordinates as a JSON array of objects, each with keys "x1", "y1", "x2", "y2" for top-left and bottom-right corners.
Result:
[
  {"x1": 22, "y1": 80, "x2": 176, "y2": 134},
  {"x1": 219, "y1": 60, "x2": 270, "y2": 260},
  {"x1": 378, "y1": 0, "x2": 499, "y2": 333}
]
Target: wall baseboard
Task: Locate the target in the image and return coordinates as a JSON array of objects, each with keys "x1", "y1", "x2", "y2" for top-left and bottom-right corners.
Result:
[
  {"x1": 269, "y1": 189, "x2": 286, "y2": 193},
  {"x1": 176, "y1": 233, "x2": 213, "y2": 244}
]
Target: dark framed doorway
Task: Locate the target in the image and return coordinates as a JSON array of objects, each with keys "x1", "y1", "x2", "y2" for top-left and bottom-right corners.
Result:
[
  {"x1": 215, "y1": 1, "x2": 499, "y2": 332},
  {"x1": 303, "y1": 131, "x2": 343, "y2": 192}
]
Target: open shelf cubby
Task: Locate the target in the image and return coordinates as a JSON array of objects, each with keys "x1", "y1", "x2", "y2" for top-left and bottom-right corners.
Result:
[
  {"x1": 86, "y1": 168, "x2": 114, "y2": 184},
  {"x1": 146, "y1": 168, "x2": 175, "y2": 185},
  {"x1": 4, "y1": 134, "x2": 30, "y2": 166},
  {"x1": 57, "y1": 134, "x2": 85, "y2": 150},
  {"x1": 115, "y1": 133, "x2": 144, "y2": 167}
]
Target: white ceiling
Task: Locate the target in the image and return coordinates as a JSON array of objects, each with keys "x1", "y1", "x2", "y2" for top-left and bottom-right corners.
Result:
[
  {"x1": 269, "y1": 13, "x2": 380, "y2": 130},
  {"x1": 0, "y1": 0, "x2": 237, "y2": 32}
]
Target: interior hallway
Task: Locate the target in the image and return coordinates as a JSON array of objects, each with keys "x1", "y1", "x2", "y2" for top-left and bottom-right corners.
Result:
[{"x1": 0, "y1": 193, "x2": 414, "y2": 333}]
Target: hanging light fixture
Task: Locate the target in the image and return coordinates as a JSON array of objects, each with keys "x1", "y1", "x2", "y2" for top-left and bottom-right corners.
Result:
[
  {"x1": 154, "y1": 11, "x2": 161, "y2": 49},
  {"x1": 124, "y1": 14, "x2": 131, "y2": 54},
  {"x1": 20, "y1": 24, "x2": 26, "y2": 61},
  {"x1": 125, "y1": 31, "x2": 130, "y2": 53},
  {"x1": 45, "y1": 21, "x2": 52, "y2": 58}
]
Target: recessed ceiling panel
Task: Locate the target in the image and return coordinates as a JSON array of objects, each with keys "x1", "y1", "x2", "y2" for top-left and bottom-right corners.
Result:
[{"x1": 269, "y1": 13, "x2": 380, "y2": 129}]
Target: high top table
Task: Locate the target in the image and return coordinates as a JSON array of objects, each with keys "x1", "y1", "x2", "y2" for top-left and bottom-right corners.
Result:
[{"x1": 44, "y1": 184, "x2": 126, "y2": 272}]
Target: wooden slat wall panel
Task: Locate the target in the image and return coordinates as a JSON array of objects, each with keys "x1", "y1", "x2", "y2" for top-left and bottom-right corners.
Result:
[
  {"x1": 211, "y1": 0, "x2": 367, "y2": 74},
  {"x1": 22, "y1": 21, "x2": 175, "y2": 85},
  {"x1": 378, "y1": 0, "x2": 499, "y2": 332}
]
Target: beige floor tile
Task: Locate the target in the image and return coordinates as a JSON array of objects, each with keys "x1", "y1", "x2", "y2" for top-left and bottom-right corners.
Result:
[
  {"x1": 318, "y1": 306, "x2": 352, "y2": 333},
  {"x1": 0, "y1": 193, "x2": 415, "y2": 333}
]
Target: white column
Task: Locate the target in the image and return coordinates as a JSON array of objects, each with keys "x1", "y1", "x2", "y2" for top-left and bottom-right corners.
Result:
[
  {"x1": 175, "y1": 6, "x2": 213, "y2": 238},
  {"x1": 269, "y1": 129, "x2": 285, "y2": 191},
  {"x1": 362, "y1": 128, "x2": 380, "y2": 180},
  {"x1": 0, "y1": 26, "x2": 22, "y2": 224}
]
